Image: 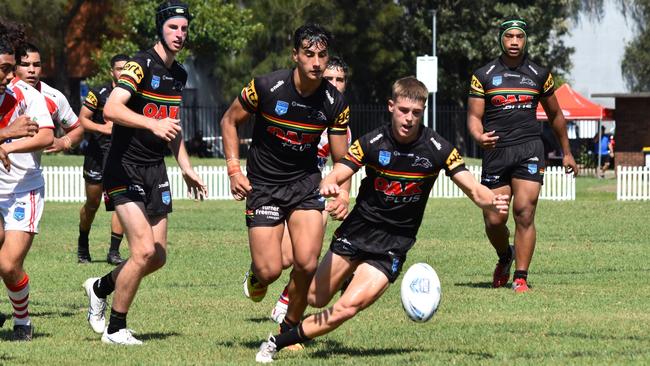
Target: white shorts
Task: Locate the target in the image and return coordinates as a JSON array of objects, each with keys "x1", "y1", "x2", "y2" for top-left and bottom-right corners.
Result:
[{"x1": 0, "y1": 187, "x2": 44, "y2": 233}]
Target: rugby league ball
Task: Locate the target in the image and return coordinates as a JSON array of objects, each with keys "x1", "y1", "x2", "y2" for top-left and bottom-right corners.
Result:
[{"x1": 400, "y1": 262, "x2": 441, "y2": 322}]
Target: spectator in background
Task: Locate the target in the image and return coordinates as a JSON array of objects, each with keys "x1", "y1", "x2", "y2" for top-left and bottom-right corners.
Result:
[{"x1": 594, "y1": 126, "x2": 612, "y2": 178}]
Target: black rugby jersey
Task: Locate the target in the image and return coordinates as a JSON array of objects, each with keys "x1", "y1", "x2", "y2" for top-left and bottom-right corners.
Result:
[
  {"x1": 238, "y1": 69, "x2": 350, "y2": 185},
  {"x1": 469, "y1": 55, "x2": 554, "y2": 147},
  {"x1": 83, "y1": 83, "x2": 113, "y2": 152},
  {"x1": 340, "y1": 124, "x2": 467, "y2": 238},
  {"x1": 111, "y1": 48, "x2": 186, "y2": 165}
]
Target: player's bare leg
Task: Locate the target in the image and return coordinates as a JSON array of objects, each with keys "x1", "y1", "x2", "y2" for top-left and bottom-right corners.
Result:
[
  {"x1": 107, "y1": 212, "x2": 125, "y2": 265},
  {"x1": 483, "y1": 185, "x2": 514, "y2": 287},
  {"x1": 510, "y1": 178, "x2": 541, "y2": 292},
  {"x1": 307, "y1": 250, "x2": 355, "y2": 308},
  {"x1": 245, "y1": 225, "x2": 284, "y2": 302},
  {"x1": 269, "y1": 225, "x2": 294, "y2": 322},
  {"x1": 78, "y1": 182, "x2": 103, "y2": 263},
  {"x1": 283, "y1": 209, "x2": 324, "y2": 326},
  {"x1": 0, "y1": 231, "x2": 35, "y2": 340}
]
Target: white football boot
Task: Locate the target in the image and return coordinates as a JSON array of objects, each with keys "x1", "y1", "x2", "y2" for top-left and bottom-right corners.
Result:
[
  {"x1": 83, "y1": 277, "x2": 106, "y2": 334},
  {"x1": 101, "y1": 328, "x2": 143, "y2": 345},
  {"x1": 256, "y1": 334, "x2": 278, "y2": 363}
]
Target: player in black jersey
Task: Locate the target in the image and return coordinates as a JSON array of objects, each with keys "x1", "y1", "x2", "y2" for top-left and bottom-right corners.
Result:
[
  {"x1": 467, "y1": 19, "x2": 578, "y2": 293},
  {"x1": 82, "y1": 1, "x2": 206, "y2": 345},
  {"x1": 255, "y1": 77, "x2": 509, "y2": 362},
  {"x1": 77, "y1": 54, "x2": 128, "y2": 265},
  {"x1": 220, "y1": 24, "x2": 351, "y2": 337}
]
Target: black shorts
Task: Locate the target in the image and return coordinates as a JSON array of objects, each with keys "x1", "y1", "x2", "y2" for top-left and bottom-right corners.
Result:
[
  {"x1": 83, "y1": 145, "x2": 109, "y2": 184},
  {"x1": 481, "y1": 139, "x2": 545, "y2": 189},
  {"x1": 103, "y1": 160, "x2": 172, "y2": 217},
  {"x1": 329, "y1": 214, "x2": 414, "y2": 283},
  {"x1": 245, "y1": 173, "x2": 325, "y2": 227}
]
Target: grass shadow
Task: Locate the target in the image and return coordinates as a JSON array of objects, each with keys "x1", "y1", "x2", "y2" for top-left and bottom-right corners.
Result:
[
  {"x1": 309, "y1": 339, "x2": 419, "y2": 359},
  {"x1": 0, "y1": 329, "x2": 51, "y2": 341},
  {"x1": 137, "y1": 331, "x2": 181, "y2": 341},
  {"x1": 453, "y1": 281, "x2": 494, "y2": 288},
  {"x1": 246, "y1": 316, "x2": 272, "y2": 323},
  {"x1": 30, "y1": 310, "x2": 77, "y2": 318}
]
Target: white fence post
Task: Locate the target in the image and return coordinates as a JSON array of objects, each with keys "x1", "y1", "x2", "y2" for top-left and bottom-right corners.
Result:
[{"x1": 617, "y1": 166, "x2": 650, "y2": 200}]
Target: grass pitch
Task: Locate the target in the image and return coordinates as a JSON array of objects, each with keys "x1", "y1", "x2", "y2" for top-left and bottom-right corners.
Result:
[{"x1": 1, "y1": 172, "x2": 648, "y2": 365}]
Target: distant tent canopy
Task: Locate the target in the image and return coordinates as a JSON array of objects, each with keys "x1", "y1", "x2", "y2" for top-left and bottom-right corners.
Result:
[{"x1": 536, "y1": 84, "x2": 614, "y2": 121}]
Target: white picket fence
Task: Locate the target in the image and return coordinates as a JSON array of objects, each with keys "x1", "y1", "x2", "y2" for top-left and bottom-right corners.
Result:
[
  {"x1": 42, "y1": 165, "x2": 575, "y2": 202},
  {"x1": 617, "y1": 166, "x2": 650, "y2": 200}
]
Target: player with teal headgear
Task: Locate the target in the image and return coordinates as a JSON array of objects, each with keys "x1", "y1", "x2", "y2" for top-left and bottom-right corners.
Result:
[{"x1": 499, "y1": 19, "x2": 527, "y2": 53}]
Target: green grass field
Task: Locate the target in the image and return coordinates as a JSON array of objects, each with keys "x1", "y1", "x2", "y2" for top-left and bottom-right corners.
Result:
[{"x1": 1, "y1": 156, "x2": 648, "y2": 364}]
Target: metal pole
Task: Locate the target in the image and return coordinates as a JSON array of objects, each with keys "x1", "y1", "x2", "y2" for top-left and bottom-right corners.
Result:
[{"x1": 432, "y1": 10, "x2": 437, "y2": 131}]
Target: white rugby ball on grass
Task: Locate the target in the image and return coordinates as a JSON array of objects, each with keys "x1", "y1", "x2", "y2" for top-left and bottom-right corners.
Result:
[{"x1": 400, "y1": 262, "x2": 441, "y2": 322}]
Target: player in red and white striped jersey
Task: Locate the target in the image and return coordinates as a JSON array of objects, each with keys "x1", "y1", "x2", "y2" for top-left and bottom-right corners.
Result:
[
  {"x1": 0, "y1": 23, "x2": 55, "y2": 341},
  {"x1": 13, "y1": 42, "x2": 84, "y2": 153}
]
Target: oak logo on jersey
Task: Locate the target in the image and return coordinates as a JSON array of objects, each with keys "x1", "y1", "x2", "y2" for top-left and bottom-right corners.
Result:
[
  {"x1": 491, "y1": 94, "x2": 533, "y2": 108},
  {"x1": 266, "y1": 126, "x2": 320, "y2": 147},
  {"x1": 445, "y1": 148, "x2": 464, "y2": 170},
  {"x1": 143, "y1": 103, "x2": 180, "y2": 119},
  {"x1": 374, "y1": 177, "x2": 423, "y2": 203},
  {"x1": 543, "y1": 74, "x2": 555, "y2": 93},
  {"x1": 121, "y1": 61, "x2": 145, "y2": 84}
]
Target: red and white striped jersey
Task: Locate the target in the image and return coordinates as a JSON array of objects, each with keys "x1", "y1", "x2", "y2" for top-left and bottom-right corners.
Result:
[
  {"x1": 316, "y1": 127, "x2": 352, "y2": 171},
  {"x1": 10, "y1": 78, "x2": 79, "y2": 132},
  {"x1": 0, "y1": 79, "x2": 55, "y2": 194}
]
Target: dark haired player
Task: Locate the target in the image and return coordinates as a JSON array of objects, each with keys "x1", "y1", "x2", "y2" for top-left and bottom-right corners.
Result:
[
  {"x1": 0, "y1": 20, "x2": 55, "y2": 341},
  {"x1": 467, "y1": 19, "x2": 577, "y2": 292},
  {"x1": 82, "y1": 1, "x2": 206, "y2": 345},
  {"x1": 221, "y1": 23, "x2": 350, "y2": 338},
  {"x1": 270, "y1": 56, "x2": 351, "y2": 325},
  {"x1": 76, "y1": 54, "x2": 129, "y2": 265},
  {"x1": 256, "y1": 76, "x2": 509, "y2": 362}
]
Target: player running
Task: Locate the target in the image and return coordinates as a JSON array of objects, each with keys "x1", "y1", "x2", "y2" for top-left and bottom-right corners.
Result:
[
  {"x1": 270, "y1": 56, "x2": 352, "y2": 324},
  {"x1": 76, "y1": 54, "x2": 129, "y2": 265},
  {"x1": 82, "y1": 1, "x2": 206, "y2": 345},
  {"x1": 221, "y1": 24, "x2": 350, "y2": 338},
  {"x1": 255, "y1": 77, "x2": 509, "y2": 362},
  {"x1": 0, "y1": 21, "x2": 55, "y2": 341},
  {"x1": 467, "y1": 19, "x2": 577, "y2": 292}
]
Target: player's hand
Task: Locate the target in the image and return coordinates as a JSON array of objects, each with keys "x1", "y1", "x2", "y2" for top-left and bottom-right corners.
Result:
[
  {"x1": 490, "y1": 194, "x2": 510, "y2": 214},
  {"x1": 149, "y1": 118, "x2": 181, "y2": 142},
  {"x1": 0, "y1": 147, "x2": 10, "y2": 171},
  {"x1": 325, "y1": 189, "x2": 349, "y2": 220},
  {"x1": 319, "y1": 182, "x2": 340, "y2": 198},
  {"x1": 45, "y1": 137, "x2": 66, "y2": 153},
  {"x1": 563, "y1": 153, "x2": 578, "y2": 177},
  {"x1": 102, "y1": 121, "x2": 114, "y2": 135},
  {"x1": 4, "y1": 115, "x2": 39, "y2": 139},
  {"x1": 229, "y1": 173, "x2": 252, "y2": 201},
  {"x1": 478, "y1": 130, "x2": 499, "y2": 149},
  {"x1": 182, "y1": 169, "x2": 208, "y2": 201}
]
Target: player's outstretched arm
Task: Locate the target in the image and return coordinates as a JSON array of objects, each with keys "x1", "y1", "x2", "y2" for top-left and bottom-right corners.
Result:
[
  {"x1": 105, "y1": 88, "x2": 180, "y2": 142},
  {"x1": 46, "y1": 125, "x2": 84, "y2": 153},
  {"x1": 467, "y1": 98, "x2": 498, "y2": 149},
  {"x1": 451, "y1": 170, "x2": 509, "y2": 214},
  {"x1": 320, "y1": 162, "x2": 355, "y2": 198},
  {"x1": 540, "y1": 94, "x2": 578, "y2": 176},
  {"x1": 220, "y1": 98, "x2": 252, "y2": 201},
  {"x1": 170, "y1": 133, "x2": 207, "y2": 200}
]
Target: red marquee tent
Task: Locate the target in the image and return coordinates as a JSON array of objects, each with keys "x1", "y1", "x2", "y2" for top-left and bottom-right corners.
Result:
[{"x1": 536, "y1": 84, "x2": 614, "y2": 121}]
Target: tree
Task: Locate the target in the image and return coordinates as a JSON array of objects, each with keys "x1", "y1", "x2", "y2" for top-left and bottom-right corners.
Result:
[
  {"x1": 621, "y1": 1, "x2": 650, "y2": 91},
  {"x1": 88, "y1": 0, "x2": 262, "y2": 88}
]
